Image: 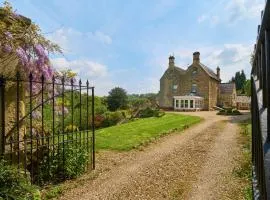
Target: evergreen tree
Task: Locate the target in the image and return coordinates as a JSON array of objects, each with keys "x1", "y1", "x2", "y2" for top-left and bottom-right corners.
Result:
[
  {"x1": 107, "y1": 87, "x2": 128, "y2": 111},
  {"x1": 244, "y1": 80, "x2": 251, "y2": 96},
  {"x1": 234, "y1": 71, "x2": 241, "y2": 90},
  {"x1": 232, "y1": 70, "x2": 246, "y2": 91}
]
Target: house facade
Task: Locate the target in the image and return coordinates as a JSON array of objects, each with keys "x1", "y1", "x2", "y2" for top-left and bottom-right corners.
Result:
[
  {"x1": 158, "y1": 52, "x2": 236, "y2": 111},
  {"x1": 236, "y1": 95, "x2": 251, "y2": 110}
]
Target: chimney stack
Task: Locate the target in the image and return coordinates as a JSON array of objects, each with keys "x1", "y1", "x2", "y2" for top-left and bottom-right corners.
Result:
[
  {"x1": 193, "y1": 52, "x2": 200, "y2": 64},
  {"x1": 216, "y1": 66, "x2": 220, "y2": 79},
  {"x1": 168, "y1": 55, "x2": 175, "y2": 68}
]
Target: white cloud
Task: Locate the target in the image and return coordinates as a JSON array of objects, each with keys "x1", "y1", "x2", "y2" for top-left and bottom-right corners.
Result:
[
  {"x1": 198, "y1": 0, "x2": 264, "y2": 25},
  {"x1": 51, "y1": 57, "x2": 108, "y2": 78},
  {"x1": 225, "y1": 0, "x2": 264, "y2": 23},
  {"x1": 202, "y1": 43, "x2": 253, "y2": 81},
  {"x1": 48, "y1": 27, "x2": 112, "y2": 54},
  {"x1": 90, "y1": 31, "x2": 112, "y2": 45},
  {"x1": 51, "y1": 57, "x2": 113, "y2": 95},
  {"x1": 148, "y1": 43, "x2": 253, "y2": 86}
]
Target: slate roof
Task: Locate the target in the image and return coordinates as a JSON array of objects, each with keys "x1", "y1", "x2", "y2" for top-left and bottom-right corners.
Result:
[
  {"x1": 199, "y1": 63, "x2": 220, "y2": 81},
  {"x1": 219, "y1": 83, "x2": 235, "y2": 94},
  {"x1": 174, "y1": 66, "x2": 185, "y2": 74},
  {"x1": 161, "y1": 62, "x2": 220, "y2": 81}
]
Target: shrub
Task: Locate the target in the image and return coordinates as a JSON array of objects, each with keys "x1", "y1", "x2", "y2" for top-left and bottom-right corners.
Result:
[
  {"x1": 38, "y1": 143, "x2": 89, "y2": 184},
  {"x1": 65, "y1": 125, "x2": 79, "y2": 133},
  {"x1": 0, "y1": 161, "x2": 41, "y2": 200},
  {"x1": 217, "y1": 107, "x2": 242, "y2": 115},
  {"x1": 102, "y1": 111, "x2": 125, "y2": 127},
  {"x1": 232, "y1": 108, "x2": 241, "y2": 115},
  {"x1": 94, "y1": 115, "x2": 105, "y2": 128},
  {"x1": 138, "y1": 107, "x2": 164, "y2": 118},
  {"x1": 95, "y1": 105, "x2": 108, "y2": 115}
]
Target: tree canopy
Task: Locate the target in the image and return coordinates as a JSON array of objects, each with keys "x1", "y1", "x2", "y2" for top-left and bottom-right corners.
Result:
[
  {"x1": 244, "y1": 80, "x2": 251, "y2": 96},
  {"x1": 107, "y1": 87, "x2": 128, "y2": 111},
  {"x1": 231, "y1": 70, "x2": 247, "y2": 92}
]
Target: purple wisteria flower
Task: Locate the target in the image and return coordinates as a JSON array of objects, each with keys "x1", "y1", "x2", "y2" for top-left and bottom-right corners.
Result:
[
  {"x1": 16, "y1": 47, "x2": 28, "y2": 65},
  {"x1": 3, "y1": 44, "x2": 12, "y2": 53},
  {"x1": 34, "y1": 44, "x2": 46, "y2": 58},
  {"x1": 4, "y1": 32, "x2": 13, "y2": 39},
  {"x1": 32, "y1": 111, "x2": 42, "y2": 119}
]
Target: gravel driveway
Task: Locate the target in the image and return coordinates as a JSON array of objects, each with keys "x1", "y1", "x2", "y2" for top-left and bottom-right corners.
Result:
[{"x1": 59, "y1": 111, "x2": 250, "y2": 200}]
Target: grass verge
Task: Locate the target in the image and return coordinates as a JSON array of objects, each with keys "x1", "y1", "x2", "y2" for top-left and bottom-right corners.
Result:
[
  {"x1": 96, "y1": 113, "x2": 201, "y2": 151},
  {"x1": 42, "y1": 113, "x2": 201, "y2": 199},
  {"x1": 233, "y1": 119, "x2": 252, "y2": 200}
]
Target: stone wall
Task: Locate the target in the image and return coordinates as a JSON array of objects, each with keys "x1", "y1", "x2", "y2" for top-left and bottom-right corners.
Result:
[
  {"x1": 208, "y1": 78, "x2": 219, "y2": 109},
  {"x1": 0, "y1": 53, "x2": 26, "y2": 147},
  {"x1": 179, "y1": 64, "x2": 211, "y2": 110}
]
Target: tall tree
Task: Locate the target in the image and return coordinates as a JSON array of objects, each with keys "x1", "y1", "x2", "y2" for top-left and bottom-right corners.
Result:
[
  {"x1": 107, "y1": 87, "x2": 128, "y2": 111},
  {"x1": 232, "y1": 70, "x2": 246, "y2": 91},
  {"x1": 244, "y1": 80, "x2": 251, "y2": 96}
]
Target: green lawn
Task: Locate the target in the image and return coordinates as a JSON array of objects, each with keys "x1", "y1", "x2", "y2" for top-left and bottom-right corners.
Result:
[{"x1": 96, "y1": 113, "x2": 201, "y2": 151}]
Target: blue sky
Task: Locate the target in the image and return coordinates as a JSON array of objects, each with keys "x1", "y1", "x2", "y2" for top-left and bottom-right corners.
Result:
[{"x1": 3, "y1": 0, "x2": 264, "y2": 95}]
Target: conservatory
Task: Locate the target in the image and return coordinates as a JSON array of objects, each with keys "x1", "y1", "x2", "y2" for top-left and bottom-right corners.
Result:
[{"x1": 173, "y1": 96, "x2": 204, "y2": 111}]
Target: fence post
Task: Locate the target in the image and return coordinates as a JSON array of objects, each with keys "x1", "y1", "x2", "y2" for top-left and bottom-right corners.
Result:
[
  {"x1": 0, "y1": 76, "x2": 5, "y2": 157},
  {"x1": 92, "y1": 87, "x2": 95, "y2": 170}
]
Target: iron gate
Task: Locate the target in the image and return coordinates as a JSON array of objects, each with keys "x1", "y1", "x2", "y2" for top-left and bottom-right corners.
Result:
[{"x1": 0, "y1": 72, "x2": 95, "y2": 184}]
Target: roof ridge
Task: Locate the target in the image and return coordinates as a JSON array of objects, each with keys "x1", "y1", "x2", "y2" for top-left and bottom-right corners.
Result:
[{"x1": 198, "y1": 62, "x2": 220, "y2": 81}]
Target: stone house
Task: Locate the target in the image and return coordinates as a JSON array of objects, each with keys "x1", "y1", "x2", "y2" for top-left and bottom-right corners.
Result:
[
  {"x1": 236, "y1": 95, "x2": 251, "y2": 110},
  {"x1": 218, "y1": 83, "x2": 237, "y2": 108},
  {"x1": 158, "y1": 52, "x2": 236, "y2": 111}
]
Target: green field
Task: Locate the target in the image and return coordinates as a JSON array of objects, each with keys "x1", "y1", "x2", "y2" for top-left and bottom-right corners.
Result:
[{"x1": 96, "y1": 113, "x2": 201, "y2": 151}]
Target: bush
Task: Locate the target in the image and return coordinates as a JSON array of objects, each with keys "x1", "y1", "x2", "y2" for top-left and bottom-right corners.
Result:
[
  {"x1": 95, "y1": 105, "x2": 108, "y2": 115},
  {"x1": 138, "y1": 107, "x2": 164, "y2": 118},
  {"x1": 101, "y1": 111, "x2": 125, "y2": 127},
  {"x1": 38, "y1": 143, "x2": 89, "y2": 184},
  {"x1": 0, "y1": 161, "x2": 41, "y2": 200},
  {"x1": 94, "y1": 115, "x2": 105, "y2": 128},
  {"x1": 217, "y1": 107, "x2": 242, "y2": 115}
]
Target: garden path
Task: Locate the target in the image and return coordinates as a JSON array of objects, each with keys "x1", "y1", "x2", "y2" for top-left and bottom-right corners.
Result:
[{"x1": 59, "y1": 111, "x2": 250, "y2": 200}]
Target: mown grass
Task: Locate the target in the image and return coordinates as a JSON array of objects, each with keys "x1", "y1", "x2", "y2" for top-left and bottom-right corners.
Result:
[
  {"x1": 234, "y1": 119, "x2": 252, "y2": 200},
  {"x1": 42, "y1": 113, "x2": 201, "y2": 199},
  {"x1": 96, "y1": 113, "x2": 201, "y2": 151}
]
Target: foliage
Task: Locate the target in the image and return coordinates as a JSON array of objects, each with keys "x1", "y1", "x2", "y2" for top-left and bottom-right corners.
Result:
[
  {"x1": 234, "y1": 120, "x2": 252, "y2": 199},
  {"x1": 0, "y1": 1, "x2": 61, "y2": 83},
  {"x1": 93, "y1": 114, "x2": 105, "y2": 128},
  {"x1": 54, "y1": 69, "x2": 77, "y2": 82},
  {"x1": 107, "y1": 87, "x2": 128, "y2": 111},
  {"x1": 128, "y1": 93, "x2": 157, "y2": 108},
  {"x1": 101, "y1": 111, "x2": 125, "y2": 127},
  {"x1": 250, "y1": 53, "x2": 255, "y2": 66},
  {"x1": 138, "y1": 107, "x2": 164, "y2": 118},
  {"x1": 37, "y1": 143, "x2": 89, "y2": 184},
  {"x1": 217, "y1": 108, "x2": 242, "y2": 115},
  {"x1": 43, "y1": 186, "x2": 63, "y2": 200},
  {"x1": 244, "y1": 80, "x2": 251, "y2": 97},
  {"x1": 96, "y1": 114, "x2": 201, "y2": 151},
  {"x1": 0, "y1": 160, "x2": 41, "y2": 200},
  {"x1": 231, "y1": 70, "x2": 247, "y2": 92}
]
